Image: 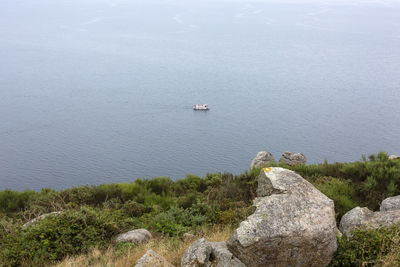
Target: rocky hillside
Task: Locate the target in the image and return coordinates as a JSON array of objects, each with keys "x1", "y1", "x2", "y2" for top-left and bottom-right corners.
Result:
[{"x1": 1, "y1": 152, "x2": 400, "y2": 266}]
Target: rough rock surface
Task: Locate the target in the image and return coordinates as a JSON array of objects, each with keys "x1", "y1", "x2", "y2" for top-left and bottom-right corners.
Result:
[
  {"x1": 389, "y1": 155, "x2": 400, "y2": 160},
  {"x1": 226, "y1": 167, "x2": 337, "y2": 267},
  {"x1": 340, "y1": 206, "x2": 400, "y2": 235},
  {"x1": 250, "y1": 151, "x2": 275, "y2": 169},
  {"x1": 135, "y1": 250, "x2": 174, "y2": 267},
  {"x1": 279, "y1": 151, "x2": 306, "y2": 166},
  {"x1": 181, "y1": 238, "x2": 245, "y2": 267},
  {"x1": 339, "y1": 207, "x2": 374, "y2": 235},
  {"x1": 115, "y1": 229, "x2": 152, "y2": 244},
  {"x1": 22, "y1": 211, "x2": 62, "y2": 229},
  {"x1": 380, "y1": 195, "x2": 400, "y2": 211}
]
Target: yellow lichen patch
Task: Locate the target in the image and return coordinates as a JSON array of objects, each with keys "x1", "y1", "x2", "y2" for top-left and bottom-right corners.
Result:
[{"x1": 263, "y1": 167, "x2": 272, "y2": 173}]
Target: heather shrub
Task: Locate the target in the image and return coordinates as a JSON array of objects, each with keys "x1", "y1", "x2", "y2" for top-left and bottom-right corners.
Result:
[
  {"x1": 331, "y1": 224, "x2": 400, "y2": 266},
  {"x1": 138, "y1": 205, "x2": 208, "y2": 237},
  {"x1": 0, "y1": 207, "x2": 133, "y2": 266},
  {"x1": 313, "y1": 177, "x2": 359, "y2": 221}
]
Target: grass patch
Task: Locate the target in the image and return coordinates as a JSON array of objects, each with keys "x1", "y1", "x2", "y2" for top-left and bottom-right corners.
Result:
[{"x1": 55, "y1": 225, "x2": 233, "y2": 267}]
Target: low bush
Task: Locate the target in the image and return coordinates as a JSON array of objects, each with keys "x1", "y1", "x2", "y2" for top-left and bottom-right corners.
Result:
[
  {"x1": 313, "y1": 177, "x2": 359, "y2": 221},
  {"x1": 138, "y1": 205, "x2": 207, "y2": 237},
  {"x1": 0, "y1": 190, "x2": 37, "y2": 215},
  {"x1": 331, "y1": 224, "x2": 400, "y2": 266},
  {"x1": 0, "y1": 207, "x2": 133, "y2": 266},
  {"x1": 280, "y1": 152, "x2": 400, "y2": 211}
]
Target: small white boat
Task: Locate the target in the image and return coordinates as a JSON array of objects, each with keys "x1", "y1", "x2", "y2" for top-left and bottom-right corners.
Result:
[{"x1": 193, "y1": 104, "x2": 209, "y2": 110}]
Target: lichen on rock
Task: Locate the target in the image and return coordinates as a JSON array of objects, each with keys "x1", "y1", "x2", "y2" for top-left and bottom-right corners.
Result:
[{"x1": 226, "y1": 167, "x2": 337, "y2": 267}]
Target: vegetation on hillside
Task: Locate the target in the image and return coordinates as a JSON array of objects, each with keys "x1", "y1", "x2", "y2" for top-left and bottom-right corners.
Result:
[{"x1": 0, "y1": 152, "x2": 399, "y2": 266}]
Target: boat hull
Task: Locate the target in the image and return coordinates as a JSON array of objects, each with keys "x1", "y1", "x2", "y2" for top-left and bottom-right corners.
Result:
[{"x1": 193, "y1": 104, "x2": 209, "y2": 110}]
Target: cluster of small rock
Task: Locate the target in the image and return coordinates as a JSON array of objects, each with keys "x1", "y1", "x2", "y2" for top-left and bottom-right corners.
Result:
[
  {"x1": 250, "y1": 151, "x2": 306, "y2": 168},
  {"x1": 181, "y1": 238, "x2": 245, "y2": 267},
  {"x1": 250, "y1": 152, "x2": 399, "y2": 169},
  {"x1": 339, "y1": 195, "x2": 400, "y2": 236}
]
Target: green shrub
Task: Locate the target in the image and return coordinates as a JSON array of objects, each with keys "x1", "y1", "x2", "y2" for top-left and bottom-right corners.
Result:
[
  {"x1": 0, "y1": 207, "x2": 133, "y2": 266},
  {"x1": 212, "y1": 206, "x2": 255, "y2": 226},
  {"x1": 118, "y1": 200, "x2": 146, "y2": 217},
  {"x1": 138, "y1": 205, "x2": 208, "y2": 237},
  {"x1": 60, "y1": 184, "x2": 123, "y2": 206},
  {"x1": 119, "y1": 181, "x2": 149, "y2": 202},
  {"x1": 146, "y1": 177, "x2": 173, "y2": 195},
  {"x1": 282, "y1": 152, "x2": 400, "y2": 211},
  {"x1": 331, "y1": 225, "x2": 400, "y2": 267},
  {"x1": 0, "y1": 190, "x2": 38, "y2": 214},
  {"x1": 206, "y1": 169, "x2": 259, "y2": 207},
  {"x1": 174, "y1": 174, "x2": 208, "y2": 195},
  {"x1": 313, "y1": 177, "x2": 359, "y2": 221}
]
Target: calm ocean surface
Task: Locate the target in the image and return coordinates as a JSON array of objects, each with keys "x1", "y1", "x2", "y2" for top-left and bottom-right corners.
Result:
[{"x1": 1, "y1": 0, "x2": 400, "y2": 190}]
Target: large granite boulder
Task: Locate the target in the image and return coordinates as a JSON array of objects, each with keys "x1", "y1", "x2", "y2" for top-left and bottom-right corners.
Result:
[
  {"x1": 340, "y1": 204, "x2": 400, "y2": 235},
  {"x1": 22, "y1": 211, "x2": 62, "y2": 229},
  {"x1": 181, "y1": 238, "x2": 245, "y2": 267},
  {"x1": 135, "y1": 250, "x2": 174, "y2": 267},
  {"x1": 250, "y1": 151, "x2": 275, "y2": 169},
  {"x1": 279, "y1": 151, "x2": 306, "y2": 166},
  {"x1": 380, "y1": 195, "x2": 400, "y2": 211},
  {"x1": 115, "y1": 229, "x2": 152, "y2": 244},
  {"x1": 226, "y1": 167, "x2": 337, "y2": 267}
]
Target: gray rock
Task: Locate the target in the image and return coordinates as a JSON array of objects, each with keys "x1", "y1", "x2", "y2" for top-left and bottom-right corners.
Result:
[
  {"x1": 339, "y1": 206, "x2": 400, "y2": 235},
  {"x1": 279, "y1": 151, "x2": 306, "y2": 166},
  {"x1": 338, "y1": 207, "x2": 374, "y2": 235},
  {"x1": 226, "y1": 167, "x2": 337, "y2": 267},
  {"x1": 389, "y1": 155, "x2": 400, "y2": 160},
  {"x1": 210, "y1": 242, "x2": 246, "y2": 267},
  {"x1": 381, "y1": 195, "x2": 400, "y2": 211},
  {"x1": 181, "y1": 238, "x2": 245, "y2": 267},
  {"x1": 115, "y1": 229, "x2": 152, "y2": 244},
  {"x1": 250, "y1": 151, "x2": 275, "y2": 169},
  {"x1": 22, "y1": 211, "x2": 62, "y2": 229},
  {"x1": 181, "y1": 238, "x2": 212, "y2": 266},
  {"x1": 135, "y1": 250, "x2": 174, "y2": 267}
]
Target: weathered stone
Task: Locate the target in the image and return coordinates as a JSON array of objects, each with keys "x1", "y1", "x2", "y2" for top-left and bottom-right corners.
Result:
[
  {"x1": 181, "y1": 238, "x2": 212, "y2": 266},
  {"x1": 210, "y1": 241, "x2": 246, "y2": 267},
  {"x1": 226, "y1": 167, "x2": 337, "y2": 267},
  {"x1": 135, "y1": 250, "x2": 174, "y2": 267},
  {"x1": 381, "y1": 195, "x2": 400, "y2": 211},
  {"x1": 22, "y1": 211, "x2": 62, "y2": 229},
  {"x1": 389, "y1": 155, "x2": 400, "y2": 160},
  {"x1": 279, "y1": 151, "x2": 306, "y2": 166},
  {"x1": 115, "y1": 229, "x2": 151, "y2": 244},
  {"x1": 340, "y1": 206, "x2": 400, "y2": 235},
  {"x1": 181, "y1": 238, "x2": 245, "y2": 267},
  {"x1": 339, "y1": 207, "x2": 374, "y2": 235},
  {"x1": 250, "y1": 151, "x2": 275, "y2": 169}
]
